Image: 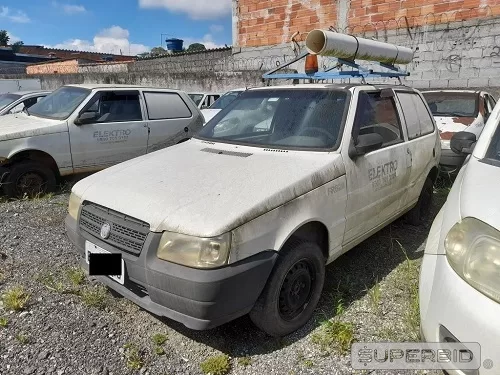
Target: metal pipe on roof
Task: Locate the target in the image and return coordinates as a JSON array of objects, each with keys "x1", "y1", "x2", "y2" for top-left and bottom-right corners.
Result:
[{"x1": 305, "y1": 29, "x2": 414, "y2": 65}]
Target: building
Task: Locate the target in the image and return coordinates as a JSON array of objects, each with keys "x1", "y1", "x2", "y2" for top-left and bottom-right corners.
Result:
[
  {"x1": 17, "y1": 45, "x2": 135, "y2": 62},
  {"x1": 233, "y1": 0, "x2": 500, "y2": 48},
  {"x1": 27, "y1": 58, "x2": 103, "y2": 75}
]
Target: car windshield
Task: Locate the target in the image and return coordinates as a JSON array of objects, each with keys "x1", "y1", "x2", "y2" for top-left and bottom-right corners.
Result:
[
  {"x1": 423, "y1": 92, "x2": 477, "y2": 117},
  {"x1": 196, "y1": 89, "x2": 348, "y2": 150},
  {"x1": 0, "y1": 93, "x2": 21, "y2": 110},
  {"x1": 209, "y1": 90, "x2": 243, "y2": 110},
  {"x1": 188, "y1": 94, "x2": 204, "y2": 106},
  {"x1": 28, "y1": 86, "x2": 90, "y2": 120},
  {"x1": 484, "y1": 122, "x2": 500, "y2": 166}
]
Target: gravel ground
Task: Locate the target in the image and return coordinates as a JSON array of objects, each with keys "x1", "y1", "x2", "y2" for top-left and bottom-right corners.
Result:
[{"x1": 0, "y1": 181, "x2": 450, "y2": 375}]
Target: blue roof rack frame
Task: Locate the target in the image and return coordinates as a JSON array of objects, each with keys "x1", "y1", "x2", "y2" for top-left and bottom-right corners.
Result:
[{"x1": 262, "y1": 52, "x2": 410, "y2": 84}]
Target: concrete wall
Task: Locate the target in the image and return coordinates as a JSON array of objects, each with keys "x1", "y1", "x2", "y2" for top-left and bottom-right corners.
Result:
[
  {"x1": 78, "y1": 62, "x2": 130, "y2": 74},
  {"x1": 0, "y1": 70, "x2": 267, "y2": 93}
]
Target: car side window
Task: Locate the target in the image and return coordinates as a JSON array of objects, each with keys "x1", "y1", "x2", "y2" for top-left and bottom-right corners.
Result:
[
  {"x1": 80, "y1": 91, "x2": 143, "y2": 124},
  {"x1": 144, "y1": 92, "x2": 192, "y2": 120},
  {"x1": 397, "y1": 92, "x2": 435, "y2": 140},
  {"x1": 353, "y1": 91, "x2": 404, "y2": 148}
]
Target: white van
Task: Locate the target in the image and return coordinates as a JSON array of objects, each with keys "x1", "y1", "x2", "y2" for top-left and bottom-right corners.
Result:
[
  {"x1": 65, "y1": 83, "x2": 440, "y2": 336},
  {"x1": 0, "y1": 84, "x2": 204, "y2": 197}
]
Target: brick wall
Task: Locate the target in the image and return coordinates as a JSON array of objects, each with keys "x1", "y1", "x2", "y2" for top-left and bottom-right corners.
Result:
[{"x1": 236, "y1": 0, "x2": 500, "y2": 48}]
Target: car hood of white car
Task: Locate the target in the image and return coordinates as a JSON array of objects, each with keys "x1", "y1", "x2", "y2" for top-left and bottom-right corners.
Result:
[
  {"x1": 72, "y1": 138, "x2": 345, "y2": 237},
  {"x1": 0, "y1": 112, "x2": 65, "y2": 141},
  {"x1": 460, "y1": 156, "x2": 500, "y2": 230}
]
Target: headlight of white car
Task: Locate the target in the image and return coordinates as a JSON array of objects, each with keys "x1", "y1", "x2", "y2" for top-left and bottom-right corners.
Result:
[
  {"x1": 157, "y1": 231, "x2": 231, "y2": 269},
  {"x1": 68, "y1": 192, "x2": 83, "y2": 220},
  {"x1": 445, "y1": 217, "x2": 500, "y2": 303}
]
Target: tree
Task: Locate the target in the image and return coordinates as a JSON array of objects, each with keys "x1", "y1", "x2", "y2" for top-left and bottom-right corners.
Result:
[
  {"x1": 0, "y1": 30, "x2": 9, "y2": 47},
  {"x1": 150, "y1": 46, "x2": 168, "y2": 56},
  {"x1": 11, "y1": 41, "x2": 24, "y2": 53},
  {"x1": 186, "y1": 43, "x2": 206, "y2": 52}
]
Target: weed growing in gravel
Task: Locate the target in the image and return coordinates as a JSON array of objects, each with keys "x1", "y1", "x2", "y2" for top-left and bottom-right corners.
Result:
[
  {"x1": 200, "y1": 354, "x2": 231, "y2": 375},
  {"x1": 237, "y1": 356, "x2": 252, "y2": 367},
  {"x1": 302, "y1": 359, "x2": 314, "y2": 368},
  {"x1": 37, "y1": 272, "x2": 66, "y2": 293},
  {"x1": 152, "y1": 333, "x2": 168, "y2": 346},
  {"x1": 15, "y1": 333, "x2": 30, "y2": 345},
  {"x1": 0, "y1": 317, "x2": 8, "y2": 327},
  {"x1": 80, "y1": 285, "x2": 108, "y2": 309},
  {"x1": 154, "y1": 346, "x2": 166, "y2": 356},
  {"x1": 66, "y1": 267, "x2": 86, "y2": 286},
  {"x1": 311, "y1": 320, "x2": 354, "y2": 355},
  {"x1": 123, "y1": 343, "x2": 144, "y2": 370},
  {"x1": 366, "y1": 278, "x2": 381, "y2": 315},
  {"x1": 1, "y1": 286, "x2": 30, "y2": 311}
]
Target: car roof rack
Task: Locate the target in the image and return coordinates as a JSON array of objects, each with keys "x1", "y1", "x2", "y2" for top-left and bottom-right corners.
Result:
[{"x1": 262, "y1": 51, "x2": 410, "y2": 85}]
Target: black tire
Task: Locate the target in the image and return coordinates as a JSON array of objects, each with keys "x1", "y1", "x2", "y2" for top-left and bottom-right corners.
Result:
[
  {"x1": 2, "y1": 161, "x2": 57, "y2": 198},
  {"x1": 249, "y1": 239, "x2": 325, "y2": 337},
  {"x1": 406, "y1": 177, "x2": 433, "y2": 226}
]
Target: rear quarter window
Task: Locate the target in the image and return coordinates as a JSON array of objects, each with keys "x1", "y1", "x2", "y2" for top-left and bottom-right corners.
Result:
[
  {"x1": 397, "y1": 92, "x2": 435, "y2": 140},
  {"x1": 144, "y1": 92, "x2": 192, "y2": 120}
]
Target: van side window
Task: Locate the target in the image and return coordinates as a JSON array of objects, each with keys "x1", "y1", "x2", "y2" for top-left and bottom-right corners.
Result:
[
  {"x1": 353, "y1": 91, "x2": 403, "y2": 148},
  {"x1": 144, "y1": 92, "x2": 192, "y2": 120},
  {"x1": 397, "y1": 92, "x2": 435, "y2": 140},
  {"x1": 83, "y1": 91, "x2": 142, "y2": 123}
]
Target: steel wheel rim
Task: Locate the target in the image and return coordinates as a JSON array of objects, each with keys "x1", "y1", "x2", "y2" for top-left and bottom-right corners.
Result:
[{"x1": 278, "y1": 259, "x2": 315, "y2": 321}]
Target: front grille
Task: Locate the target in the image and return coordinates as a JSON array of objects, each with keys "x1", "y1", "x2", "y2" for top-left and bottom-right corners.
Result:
[{"x1": 79, "y1": 202, "x2": 150, "y2": 256}]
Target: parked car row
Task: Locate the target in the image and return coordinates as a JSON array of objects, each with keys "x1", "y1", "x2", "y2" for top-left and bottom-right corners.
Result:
[{"x1": 0, "y1": 76, "x2": 497, "y2": 373}]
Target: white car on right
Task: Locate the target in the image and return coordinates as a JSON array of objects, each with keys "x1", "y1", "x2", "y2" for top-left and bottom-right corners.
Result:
[{"x1": 419, "y1": 99, "x2": 500, "y2": 375}]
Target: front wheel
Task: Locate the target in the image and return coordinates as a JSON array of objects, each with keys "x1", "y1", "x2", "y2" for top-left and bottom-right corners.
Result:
[
  {"x1": 249, "y1": 240, "x2": 325, "y2": 337},
  {"x1": 2, "y1": 161, "x2": 57, "y2": 198}
]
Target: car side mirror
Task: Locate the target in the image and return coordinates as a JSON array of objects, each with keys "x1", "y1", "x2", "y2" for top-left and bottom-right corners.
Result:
[
  {"x1": 450, "y1": 131, "x2": 477, "y2": 155},
  {"x1": 349, "y1": 133, "x2": 384, "y2": 159},
  {"x1": 74, "y1": 111, "x2": 97, "y2": 125}
]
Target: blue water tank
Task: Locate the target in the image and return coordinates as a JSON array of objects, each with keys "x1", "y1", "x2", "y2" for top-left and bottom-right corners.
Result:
[{"x1": 165, "y1": 38, "x2": 184, "y2": 52}]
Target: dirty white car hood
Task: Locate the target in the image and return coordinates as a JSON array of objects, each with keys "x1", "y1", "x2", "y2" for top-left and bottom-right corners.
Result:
[
  {"x1": 73, "y1": 139, "x2": 345, "y2": 237},
  {"x1": 459, "y1": 156, "x2": 500, "y2": 230},
  {"x1": 200, "y1": 109, "x2": 221, "y2": 123},
  {"x1": 0, "y1": 113, "x2": 66, "y2": 141}
]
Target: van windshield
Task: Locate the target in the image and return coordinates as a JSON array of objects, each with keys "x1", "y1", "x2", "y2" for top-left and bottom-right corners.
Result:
[
  {"x1": 196, "y1": 89, "x2": 348, "y2": 150},
  {"x1": 28, "y1": 86, "x2": 90, "y2": 120},
  {"x1": 209, "y1": 90, "x2": 243, "y2": 110}
]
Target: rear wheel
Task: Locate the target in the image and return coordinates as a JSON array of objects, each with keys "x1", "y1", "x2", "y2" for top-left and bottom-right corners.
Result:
[
  {"x1": 406, "y1": 177, "x2": 433, "y2": 226},
  {"x1": 249, "y1": 239, "x2": 325, "y2": 337},
  {"x1": 2, "y1": 161, "x2": 57, "y2": 198}
]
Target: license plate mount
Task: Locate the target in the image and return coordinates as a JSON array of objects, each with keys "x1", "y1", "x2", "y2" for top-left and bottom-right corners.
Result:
[{"x1": 85, "y1": 241, "x2": 125, "y2": 285}]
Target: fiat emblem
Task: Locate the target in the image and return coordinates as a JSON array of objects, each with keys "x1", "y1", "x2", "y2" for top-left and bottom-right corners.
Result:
[{"x1": 100, "y1": 223, "x2": 111, "y2": 239}]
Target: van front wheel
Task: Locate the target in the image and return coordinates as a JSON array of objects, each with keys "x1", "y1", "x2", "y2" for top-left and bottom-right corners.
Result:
[
  {"x1": 2, "y1": 161, "x2": 56, "y2": 198},
  {"x1": 249, "y1": 240, "x2": 325, "y2": 337}
]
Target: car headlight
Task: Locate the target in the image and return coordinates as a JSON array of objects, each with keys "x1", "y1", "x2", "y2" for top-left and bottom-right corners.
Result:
[
  {"x1": 68, "y1": 192, "x2": 82, "y2": 220},
  {"x1": 157, "y1": 231, "x2": 231, "y2": 269},
  {"x1": 445, "y1": 217, "x2": 500, "y2": 303}
]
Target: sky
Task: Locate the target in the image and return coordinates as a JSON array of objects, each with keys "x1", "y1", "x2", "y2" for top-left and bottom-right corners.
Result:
[{"x1": 1, "y1": 0, "x2": 232, "y2": 55}]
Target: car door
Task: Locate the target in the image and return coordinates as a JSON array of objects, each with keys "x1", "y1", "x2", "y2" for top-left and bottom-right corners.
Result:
[
  {"x1": 69, "y1": 90, "x2": 149, "y2": 172},
  {"x1": 342, "y1": 89, "x2": 411, "y2": 246},
  {"x1": 395, "y1": 90, "x2": 438, "y2": 209},
  {"x1": 142, "y1": 91, "x2": 197, "y2": 152}
]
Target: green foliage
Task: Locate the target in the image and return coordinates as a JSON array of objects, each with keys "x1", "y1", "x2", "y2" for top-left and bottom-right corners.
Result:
[{"x1": 200, "y1": 355, "x2": 231, "y2": 375}]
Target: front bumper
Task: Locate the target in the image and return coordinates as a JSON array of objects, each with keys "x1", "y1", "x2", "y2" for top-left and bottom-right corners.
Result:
[
  {"x1": 65, "y1": 214, "x2": 277, "y2": 330},
  {"x1": 419, "y1": 253, "x2": 500, "y2": 375}
]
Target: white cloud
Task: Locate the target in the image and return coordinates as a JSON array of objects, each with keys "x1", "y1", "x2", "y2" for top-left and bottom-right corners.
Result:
[
  {"x1": 6, "y1": 31, "x2": 21, "y2": 43},
  {"x1": 139, "y1": 0, "x2": 231, "y2": 20},
  {"x1": 183, "y1": 34, "x2": 227, "y2": 50},
  {"x1": 0, "y1": 6, "x2": 31, "y2": 23},
  {"x1": 209, "y1": 24, "x2": 224, "y2": 33},
  {"x1": 47, "y1": 26, "x2": 150, "y2": 56},
  {"x1": 52, "y1": 2, "x2": 87, "y2": 14}
]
